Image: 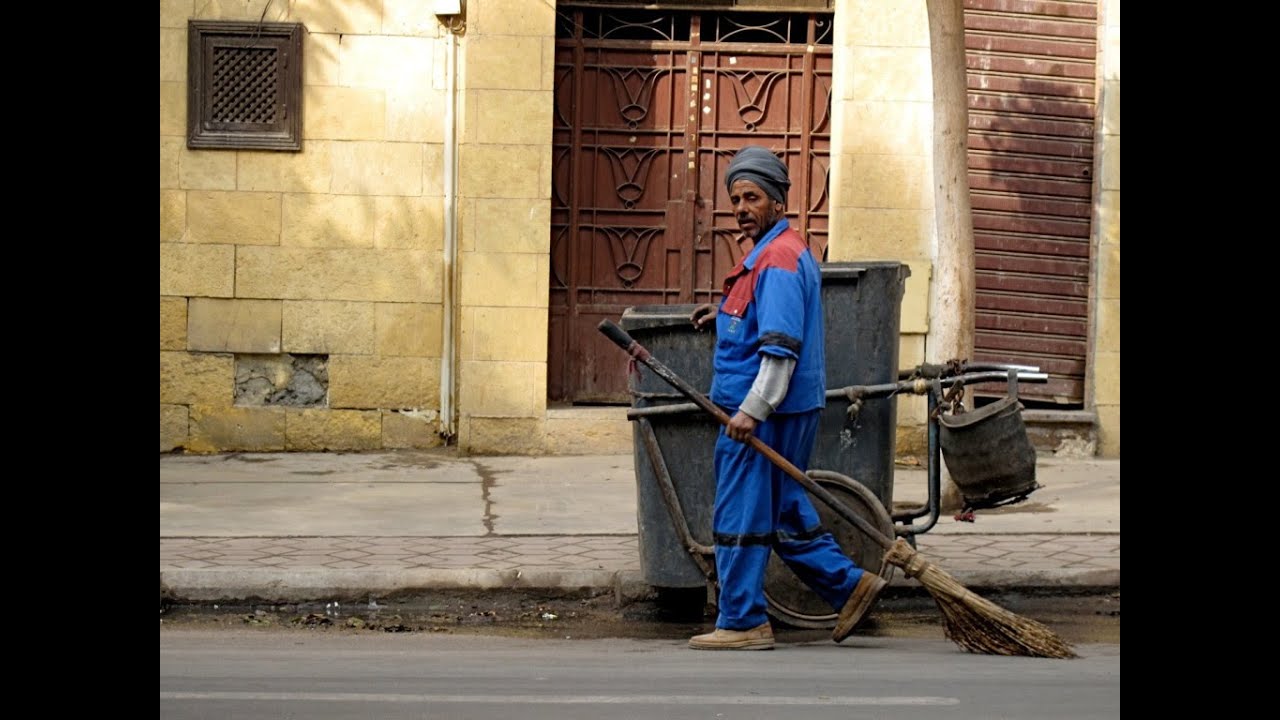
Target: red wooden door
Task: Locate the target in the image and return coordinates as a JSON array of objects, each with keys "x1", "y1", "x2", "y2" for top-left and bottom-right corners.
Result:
[{"x1": 550, "y1": 6, "x2": 833, "y2": 404}]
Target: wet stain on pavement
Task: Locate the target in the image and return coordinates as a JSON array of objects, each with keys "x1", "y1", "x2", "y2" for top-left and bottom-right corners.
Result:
[{"x1": 473, "y1": 461, "x2": 498, "y2": 535}]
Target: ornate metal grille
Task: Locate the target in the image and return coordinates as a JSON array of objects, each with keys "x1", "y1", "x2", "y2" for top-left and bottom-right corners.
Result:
[
  {"x1": 210, "y1": 47, "x2": 279, "y2": 124},
  {"x1": 187, "y1": 21, "x2": 303, "y2": 151}
]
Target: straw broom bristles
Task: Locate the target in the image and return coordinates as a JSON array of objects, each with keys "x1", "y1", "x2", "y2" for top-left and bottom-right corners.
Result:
[{"x1": 884, "y1": 537, "x2": 1077, "y2": 658}]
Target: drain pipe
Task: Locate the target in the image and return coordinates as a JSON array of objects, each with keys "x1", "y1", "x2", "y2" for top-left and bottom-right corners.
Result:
[{"x1": 439, "y1": 13, "x2": 463, "y2": 441}]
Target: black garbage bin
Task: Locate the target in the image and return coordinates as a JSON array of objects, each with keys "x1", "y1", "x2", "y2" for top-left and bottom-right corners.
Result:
[{"x1": 622, "y1": 262, "x2": 911, "y2": 626}]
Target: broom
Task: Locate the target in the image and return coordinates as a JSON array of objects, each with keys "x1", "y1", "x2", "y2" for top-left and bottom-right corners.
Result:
[{"x1": 598, "y1": 319, "x2": 1076, "y2": 659}]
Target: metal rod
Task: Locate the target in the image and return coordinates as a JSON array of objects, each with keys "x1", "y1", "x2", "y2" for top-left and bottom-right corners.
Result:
[{"x1": 892, "y1": 385, "x2": 943, "y2": 538}]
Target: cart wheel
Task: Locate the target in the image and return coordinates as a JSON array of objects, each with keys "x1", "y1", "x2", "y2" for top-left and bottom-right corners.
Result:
[{"x1": 763, "y1": 469, "x2": 895, "y2": 630}]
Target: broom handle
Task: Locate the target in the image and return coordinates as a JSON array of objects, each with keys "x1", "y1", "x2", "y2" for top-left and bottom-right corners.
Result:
[{"x1": 599, "y1": 320, "x2": 894, "y2": 552}]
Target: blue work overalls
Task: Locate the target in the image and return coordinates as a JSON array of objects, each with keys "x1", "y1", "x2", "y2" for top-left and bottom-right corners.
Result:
[{"x1": 709, "y1": 219, "x2": 868, "y2": 630}]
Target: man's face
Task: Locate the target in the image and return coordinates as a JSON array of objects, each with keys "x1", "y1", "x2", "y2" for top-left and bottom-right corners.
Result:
[{"x1": 730, "y1": 178, "x2": 782, "y2": 241}]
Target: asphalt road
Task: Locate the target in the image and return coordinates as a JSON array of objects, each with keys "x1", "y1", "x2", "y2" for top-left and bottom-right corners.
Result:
[{"x1": 160, "y1": 629, "x2": 1120, "y2": 720}]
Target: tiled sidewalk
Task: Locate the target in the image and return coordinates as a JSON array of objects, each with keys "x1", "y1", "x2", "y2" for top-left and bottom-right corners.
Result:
[{"x1": 161, "y1": 532, "x2": 1118, "y2": 580}]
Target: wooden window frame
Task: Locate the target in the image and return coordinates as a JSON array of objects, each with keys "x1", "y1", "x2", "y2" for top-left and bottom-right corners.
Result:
[{"x1": 186, "y1": 20, "x2": 304, "y2": 151}]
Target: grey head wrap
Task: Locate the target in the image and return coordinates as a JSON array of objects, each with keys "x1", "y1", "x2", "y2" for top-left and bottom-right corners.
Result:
[{"x1": 724, "y1": 146, "x2": 790, "y2": 204}]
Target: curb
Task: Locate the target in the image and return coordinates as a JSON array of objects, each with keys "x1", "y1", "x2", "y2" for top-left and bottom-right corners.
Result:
[{"x1": 161, "y1": 567, "x2": 1119, "y2": 606}]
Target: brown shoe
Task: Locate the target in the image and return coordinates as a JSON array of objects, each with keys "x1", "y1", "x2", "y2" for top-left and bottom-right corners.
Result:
[
  {"x1": 688, "y1": 622, "x2": 775, "y2": 650},
  {"x1": 831, "y1": 571, "x2": 887, "y2": 643}
]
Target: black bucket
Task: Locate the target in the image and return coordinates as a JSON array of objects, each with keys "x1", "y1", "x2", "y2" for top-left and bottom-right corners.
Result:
[{"x1": 937, "y1": 372, "x2": 1040, "y2": 510}]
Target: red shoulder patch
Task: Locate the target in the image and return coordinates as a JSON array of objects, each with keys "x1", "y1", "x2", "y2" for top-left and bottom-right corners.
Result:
[{"x1": 754, "y1": 228, "x2": 807, "y2": 273}]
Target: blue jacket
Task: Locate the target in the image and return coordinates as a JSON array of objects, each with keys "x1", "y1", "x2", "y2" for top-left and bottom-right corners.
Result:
[{"x1": 710, "y1": 219, "x2": 826, "y2": 414}]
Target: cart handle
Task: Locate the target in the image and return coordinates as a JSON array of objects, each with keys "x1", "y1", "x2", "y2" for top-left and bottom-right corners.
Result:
[
  {"x1": 899, "y1": 361, "x2": 1040, "y2": 380},
  {"x1": 625, "y1": 370, "x2": 1048, "y2": 420}
]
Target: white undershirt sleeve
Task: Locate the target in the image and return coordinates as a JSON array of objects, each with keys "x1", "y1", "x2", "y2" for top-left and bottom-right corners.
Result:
[{"x1": 739, "y1": 355, "x2": 797, "y2": 422}]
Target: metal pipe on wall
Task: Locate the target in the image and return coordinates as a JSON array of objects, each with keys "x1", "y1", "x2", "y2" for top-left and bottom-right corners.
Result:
[{"x1": 439, "y1": 21, "x2": 461, "y2": 441}]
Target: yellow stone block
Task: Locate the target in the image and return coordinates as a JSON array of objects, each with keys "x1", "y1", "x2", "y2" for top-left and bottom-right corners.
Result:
[
  {"x1": 282, "y1": 300, "x2": 376, "y2": 354},
  {"x1": 382, "y1": 0, "x2": 441, "y2": 37},
  {"x1": 1102, "y1": 80, "x2": 1120, "y2": 137},
  {"x1": 188, "y1": 298, "x2": 283, "y2": 353},
  {"x1": 1092, "y1": 350, "x2": 1120, "y2": 407},
  {"x1": 160, "y1": 190, "x2": 187, "y2": 242},
  {"x1": 387, "y1": 87, "x2": 447, "y2": 143},
  {"x1": 458, "y1": 198, "x2": 476, "y2": 253},
  {"x1": 850, "y1": 47, "x2": 932, "y2": 102},
  {"x1": 544, "y1": 407, "x2": 632, "y2": 456},
  {"x1": 460, "y1": 416, "x2": 547, "y2": 455},
  {"x1": 187, "y1": 191, "x2": 282, "y2": 245},
  {"x1": 160, "y1": 28, "x2": 185, "y2": 82},
  {"x1": 1094, "y1": 297, "x2": 1120, "y2": 355},
  {"x1": 304, "y1": 86, "x2": 386, "y2": 140},
  {"x1": 160, "y1": 404, "x2": 189, "y2": 453},
  {"x1": 160, "y1": 0, "x2": 193, "y2": 28},
  {"x1": 460, "y1": 252, "x2": 548, "y2": 308},
  {"x1": 237, "y1": 0, "x2": 379, "y2": 33},
  {"x1": 896, "y1": 394, "x2": 929, "y2": 429},
  {"x1": 160, "y1": 243, "x2": 235, "y2": 297},
  {"x1": 458, "y1": 144, "x2": 543, "y2": 199},
  {"x1": 376, "y1": 303, "x2": 443, "y2": 357},
  {"x1": 423, "y1": 143, "x2": 446, "y2": 197},
  {"x1": 160, "y1": 297, "x2": 188, "y2": 350},
  {"x1": 1101, "y1": 136, "x2": 1120, "y2": 191},
  {"x1": 461, "y1": 307, "x2": 548, "y2": 362},
  {"x1": 471, "y1": 198, "x2": 550, "y2": 254},
  {"x1": 839, "y1": 101, "x2": 930, "y2": 156},
  {"x1": 473, "y1": 0, "x2": 554, "y2": 36},
  {"x1": 473, "y1": 89, "x2": 553, "y2": 148},
  {"x1": 382, "y1": 409, "x2": 445, "y2": 449},
  {"x1": 837, "y1": 154, "x2": 928, "y2": 209},
  {"x1": 194, "y1": 0, "x2": 288, "y2": 22},
  {"x1": 458, "y1": 360, "x2": 546, "y2": 416},
  {"x1": 161, "y1": 137, "x2": 181, "y2": 189},
  {"x1": 180, "y1": 150, "x2": 237, "y2": 191},
  {"x1": 895, "y1": 424, "x2": 928, "y2": 459},
  {"x1": 1104, "y1": 25, "x2": 1120, "y2": 81},
  {"x1": 374, "y1": 196, "x2": 444, "y2": 251},
  {"x1": 1098, "y1": 242, "x2": 1120, "y2": 300},
  {"x1": 340, "y1": 35, "x2": 433, "y2": 90},
  {"x1": 160, "y1": 351, "x2": 234, "y2": 405},
  {"x1": 187, "y1": 405, "x2": 288, "y2": 453},
  {"x1": 827, "y1": 208, "x2": 930, "y2": 260},
  {"x1": 895, "y1": 335, "x2": 928, "y2": 426},
  {"x1": 160, "y1": 81, "x2": 185, "y2": 137},
  {"x1": 304, "y1": 32, "x2": 341, "y2": 86},
  {"x1": 282, "y1": 193, "x2": 377, "y2": 248},
  {"x1": 238, "y1": 143, "x2": 334, "y2": 193},
  {"x1": 541, "y1": 36, "x2": 555, "y2": 92},
  {"x1": 843, "y1": 0, "x2": 928, "y2": 47},
  {"x1": 898, "y1": 333, "x2": 925, "y2": 368},
  {"x1": 464, "y1": 35, "x2": 543, "y2": 91},
  {"x1": 236, "y1": 247, "x2": 439, "y2": 302},
  {"x1": 286, "y1": 408, "x2": 382, "y2": 451},
  {"x1": 331, "y1": 141, "x2": 424, "y2": 196},
  {"x1": 899, "y1": 259, "x2": 931, "y2": 334},
  {"x1": 433, "y1": 40, "x2": 449, "y2": 91},
  {"x1": 1100, "y1": 191, "x2": 1119, "y2": 247},
  {"x1": 329, "y1": 356, "x2": 441, "y2": 409},
  {"x1": 1096, "y1": 404, "x2": 1120, "y2": 458}
]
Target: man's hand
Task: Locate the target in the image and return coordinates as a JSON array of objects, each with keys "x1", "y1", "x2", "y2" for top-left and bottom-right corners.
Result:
[
  {"x1": 726, "y1": 410, "x2": 758, "y2": 443},
  {"x1": 690, "y1": 303, "x2": 717, "y2": 331}
]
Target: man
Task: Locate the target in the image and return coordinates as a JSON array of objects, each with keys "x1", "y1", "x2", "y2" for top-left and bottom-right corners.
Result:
[{"x1": 686, "y1": 145, "x2": 886, "y2": 651}]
